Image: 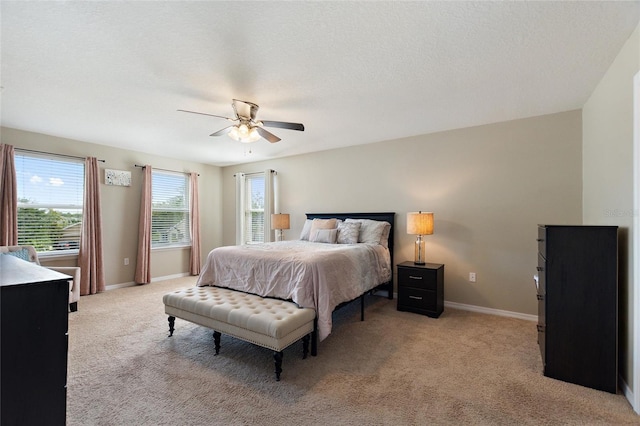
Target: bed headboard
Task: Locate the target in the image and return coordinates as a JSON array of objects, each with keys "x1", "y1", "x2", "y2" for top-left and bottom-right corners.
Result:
[{"x1": 305, "y1": 212, "x2": 395, "y2": 265}]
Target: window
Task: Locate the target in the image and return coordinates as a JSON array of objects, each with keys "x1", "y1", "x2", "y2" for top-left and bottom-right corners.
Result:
[
  {"x1": 235, "y1": 170, "x2": 276, "y2": 245},
  {"x1": 244, "y1": 173, "x2": 265, "y2": 243},
  {"x1": 151, "y1": 170, "x2": 190, "y2": 248},
  {"x1": 15, "y1": 151, "x2": 84, "y2": 254}
]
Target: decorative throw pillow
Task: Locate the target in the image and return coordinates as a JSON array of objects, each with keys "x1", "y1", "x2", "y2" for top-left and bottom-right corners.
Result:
[
  {"x1": 299, "y1": 219, "x2": 313, "y2": 240},
  {"x1": 2, "y1": 248, "x2": 31, "y2": 261},
  {"x1": 310, "y1": 228, "x2": 338, "y2": 244},
  {"x1": 309, "y1": 218, "x2": 338, "y2": 240},
  {"x1": 337, "y1": 221, "x2": 361, "y2": 244}
]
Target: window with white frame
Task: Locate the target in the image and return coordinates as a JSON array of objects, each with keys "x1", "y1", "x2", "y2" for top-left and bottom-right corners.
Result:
[
  {"x1": 15, "y1": 151, "x2": 85, "y2": 254},
  {"x1": 244, "y1": 173, "x2": 265, "y2": 243},
  {"x1": 151, "y1": 170, "x2": 191, "y2": 248}
]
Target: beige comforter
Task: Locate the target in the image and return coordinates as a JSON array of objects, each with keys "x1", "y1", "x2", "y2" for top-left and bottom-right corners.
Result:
[{"x1": 196, "y1": 240, "x2": 391, "y2": 341}]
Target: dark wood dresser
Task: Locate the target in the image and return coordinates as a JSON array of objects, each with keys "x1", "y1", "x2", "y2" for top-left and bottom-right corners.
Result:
[
  {"x1": 536, "y1": 225, "x2": 618, "y2": 393},
  {"x1": 0, "y1": 254, "x2": 70, "y2": 425}
]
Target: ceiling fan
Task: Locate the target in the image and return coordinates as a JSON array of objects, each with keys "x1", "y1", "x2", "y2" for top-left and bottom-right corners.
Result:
[{"x1": 178, "y1": 99, "x2": 304, "y2": 143}]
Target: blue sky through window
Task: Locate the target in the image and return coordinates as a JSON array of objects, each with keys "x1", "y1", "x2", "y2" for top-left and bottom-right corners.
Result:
[{"x1": 15, "y1": 154, "x2": 84, "y2": 207}]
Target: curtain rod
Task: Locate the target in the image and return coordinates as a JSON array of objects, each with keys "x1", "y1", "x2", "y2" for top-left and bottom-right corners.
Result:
[
  {"x1": 16, "y1": 148, "x2": 105, "y2": 163},
  {"x1": 134, "y1": 164, "x2": 199, "y2": 176},
  {"x1": 234, "y1": 169, "x2": 276, "y2": 177}
]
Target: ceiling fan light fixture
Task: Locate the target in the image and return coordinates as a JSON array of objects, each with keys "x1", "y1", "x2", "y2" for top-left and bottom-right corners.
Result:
[{"x1": 228, "y1": 124, "x2": 261, "y2": 143}]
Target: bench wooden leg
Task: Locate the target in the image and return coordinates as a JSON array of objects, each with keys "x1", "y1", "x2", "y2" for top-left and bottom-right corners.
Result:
[
  {"x1": 311, "y1": 318, "x2": 318, "y2": 357},
  {"x1": 274, "y1": 351, "x2": 283, "y2": 381},
  {"x1": 302, "y1": 334, "x2": 310, "y2": 359},
  {"x1": 213, "y1": 331, "x2": 221, "y2": 355},
  {"x1": 168, "y1": 316, "x2": 175, "y2": 337}
]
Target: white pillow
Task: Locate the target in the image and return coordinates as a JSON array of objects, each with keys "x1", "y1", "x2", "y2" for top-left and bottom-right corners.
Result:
[
  {"x1": 345, "y1": 218, "x2": 391, "y2": 247},
  {"x1": 337, "y1": 221, "x2": 361, "y2": 244},
  {"x1": 299, "y1": 219, "x2": 313, "y2": 240},
  {"x1": 310, "y1": 228, "x2": 338, "y2": 244}
]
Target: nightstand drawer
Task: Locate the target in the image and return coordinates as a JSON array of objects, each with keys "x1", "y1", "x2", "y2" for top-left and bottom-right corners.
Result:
[
  {"x1": 398, "y1": 268, "x2": 437, "y2": 290},
  {"x1": 398, "y1": 287, "x2": 436, "y2": 311}
]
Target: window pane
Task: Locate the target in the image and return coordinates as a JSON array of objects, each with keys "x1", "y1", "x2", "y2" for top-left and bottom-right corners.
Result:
[
  {"x1": 151, "y1": 170, "x2": 191, "y2": 248},
  {"x1": 15, "y1": 152, "x2": 84, "y2": 253},
  {"x1": 245, "y1": 174, "x2": 265, "y2": 243}
]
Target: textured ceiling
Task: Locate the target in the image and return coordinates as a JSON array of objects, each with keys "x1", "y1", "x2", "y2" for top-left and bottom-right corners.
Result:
[{"x1": 1, "y1": 1, "x2": 639, "y2": 167}]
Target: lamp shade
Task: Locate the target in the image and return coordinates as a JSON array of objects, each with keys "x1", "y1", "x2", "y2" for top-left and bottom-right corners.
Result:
[
  {"x1": 407, "y1": 212, "x2": 434, "y2": 235},
  {"x1": 271, "y1": 213, "x2": 290, "y2": 230}
]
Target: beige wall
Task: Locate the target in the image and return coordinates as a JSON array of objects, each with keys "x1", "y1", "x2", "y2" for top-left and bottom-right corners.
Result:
[
  {"x1": 2, "y1": 111, "x2": 583, "y2": 316},
  {"x1": 0, "y1": 127, "x2": 224, "y2": 285},
  {"x1": 583, "y1": 22, "x2": 640, "y2": 396},
  {"x1": 222, "y1": 110, "x2": 583, "y2": 315}
]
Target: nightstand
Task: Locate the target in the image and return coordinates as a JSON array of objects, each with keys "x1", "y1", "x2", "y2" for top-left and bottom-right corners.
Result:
[{"x1": 397, "y1": 261, "x2": 444, "y2": 318}]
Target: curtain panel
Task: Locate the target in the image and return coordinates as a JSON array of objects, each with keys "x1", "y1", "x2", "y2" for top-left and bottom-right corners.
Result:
[
  {"x1": 135, "y1": 165, "x2": 152, "y2": 284},
  {"x1": 79, "y1": 157, "x2": 105, "y2": 295},
  {"x1": 263, "y1": 169, "x2": 276, "y2": 243},
  {"x1": 0, "y1": 144, "x2": 18, "y2": 245},
  {"x1": 189, "y1": 172, "x2": 201, "y2": 275},
  {"x1": 234, "y1": 172, "x2": 246, "y2": 245}
]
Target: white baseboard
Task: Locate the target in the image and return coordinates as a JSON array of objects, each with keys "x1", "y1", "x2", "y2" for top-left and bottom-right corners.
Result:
[
  {"x1": 105, "y1": 272, "x2": 191, "y2": 291},
  {"x1": 619, "y1": 375, "x2": 637, "y2": 412},
  {"x1": 105, "y1": 281, "x2": 136, "y2": 291},
  {"x1": 444, "y1": 300, "x2": 538, "y2": 322}
]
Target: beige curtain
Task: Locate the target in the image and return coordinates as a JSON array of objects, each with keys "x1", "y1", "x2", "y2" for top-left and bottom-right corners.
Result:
[
  {"x1": 0, "y1": 144, "x2": 18, "y2": 246},
  {"x1": 189, "y1": 172, "x2": 201, "y2": 275},
  {"x1": 79, "y1": 157, "x2": 105, "y2": 295},
  {"x1": 234, "y1": 172, "x2": 246, "y2": 245},
  {"x1": 135, "y1": 165, "x2": 152, "y2": 284}
]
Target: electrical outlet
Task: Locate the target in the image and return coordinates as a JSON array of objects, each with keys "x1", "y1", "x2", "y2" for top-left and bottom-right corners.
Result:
[
  {"x1": 469, "y1": 272, "x2": 476, "y2": 282},
  {"x1": 124, "y1": 258, "x2": 129, "y2": 266}
]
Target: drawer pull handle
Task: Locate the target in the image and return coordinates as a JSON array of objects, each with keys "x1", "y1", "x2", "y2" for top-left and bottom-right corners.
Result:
[
  {"x1": 409, "y1": 275, "x2": 423, "y2": 280},
  {"x1": 409, "y1": 295, "x2": 423, "y2": 300},
  {"x1": 536, "y1": 238, "x2": 544, "y2": 242},
  {"x1": 536, "y1": 266, "x2": 543, "y2": 271},
  {"x1": 537, "y1": 294, "x2": 544, "y2": 301}
]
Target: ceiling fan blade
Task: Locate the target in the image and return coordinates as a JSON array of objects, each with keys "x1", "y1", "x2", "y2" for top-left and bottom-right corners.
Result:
[
  {"x1": 260, "y1": 120, "x2": 305, "y2": 131},
  {"x1": 210, "y1": 126, "x2": 233, "y2": 137},
  {"x1": 178, "y1": 109, "x2": 235, "y2": 121},
  {"x1": 256, "y1": 127, "x2": 281, "y2": 143}
]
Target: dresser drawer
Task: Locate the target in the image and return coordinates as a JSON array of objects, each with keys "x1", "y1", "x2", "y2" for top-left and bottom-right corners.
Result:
[
  {"x1": 536, "y1": 253, "x2": 546, "y2": 295},
  {"x1": 398, "y1": 268, "x2": 437, "y2": 290},
  {"x1": 537, "y1": 294, "x2": 545, "y2": 325},
  {"x1": 398, "y1": 287, "x2": 436, "y2": 311},
  {"x1": 537, "y1": 226, "x2": 547, "y2": 259}
]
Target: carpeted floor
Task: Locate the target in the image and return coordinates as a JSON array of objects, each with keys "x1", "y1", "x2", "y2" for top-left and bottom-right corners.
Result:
[{"x1": 67, "y1": 276, "x2": 639, "y2": 425}]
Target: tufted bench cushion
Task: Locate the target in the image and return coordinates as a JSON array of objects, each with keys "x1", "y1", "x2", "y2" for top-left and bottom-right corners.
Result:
[{"x1": 163, "y1": 286, "x2": 316, "y2": 380}]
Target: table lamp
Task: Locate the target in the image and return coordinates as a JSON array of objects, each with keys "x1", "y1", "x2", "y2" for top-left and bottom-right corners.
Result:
[
  {"x1": 271, "y1": 213, "x2": 290, "y2": 241},
  {"x1": 406, "y1": 211, "x2": 434, "y2": 265}
]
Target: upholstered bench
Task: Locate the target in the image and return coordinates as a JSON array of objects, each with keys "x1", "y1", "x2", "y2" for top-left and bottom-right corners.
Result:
[{"x1": 163, "y1": 286, "x2": 316, "y2": 381}]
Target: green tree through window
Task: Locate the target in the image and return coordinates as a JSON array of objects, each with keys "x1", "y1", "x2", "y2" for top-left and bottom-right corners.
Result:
[{"x1": 15, "y1": 152, "x2": 84, "y2": 253}]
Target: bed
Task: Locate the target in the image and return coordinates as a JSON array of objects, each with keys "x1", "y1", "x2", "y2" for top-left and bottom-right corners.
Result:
[{"x1": 196, "y1": 212, "x2": 395, "y2": 342}]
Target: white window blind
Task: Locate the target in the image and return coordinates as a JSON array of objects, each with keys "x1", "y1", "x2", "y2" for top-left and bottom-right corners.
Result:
[
  {"x1": 244, "y1": 173, "x2": 265, "y2": 243},
  {"x1": 151, "y1": 170, "x2": 191, "y2": 248},
  {"x1": 15, "y1": 151, "x2": 85, "y2": 254}
]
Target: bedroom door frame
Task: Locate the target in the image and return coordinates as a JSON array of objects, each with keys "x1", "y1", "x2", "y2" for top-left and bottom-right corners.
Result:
[{"x1": 633, "y1": 70, "x2": 640, "y2": 414}]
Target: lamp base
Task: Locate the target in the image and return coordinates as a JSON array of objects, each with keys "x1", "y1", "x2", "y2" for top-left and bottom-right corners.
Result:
[{"x1": 414, "y1": 237, "x2": 426, "y2": 265}]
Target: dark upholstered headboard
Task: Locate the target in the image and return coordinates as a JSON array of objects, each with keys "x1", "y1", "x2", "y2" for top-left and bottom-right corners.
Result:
[{"x1": 305, "y1": 212, "x2": 395, "y2": 267}]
